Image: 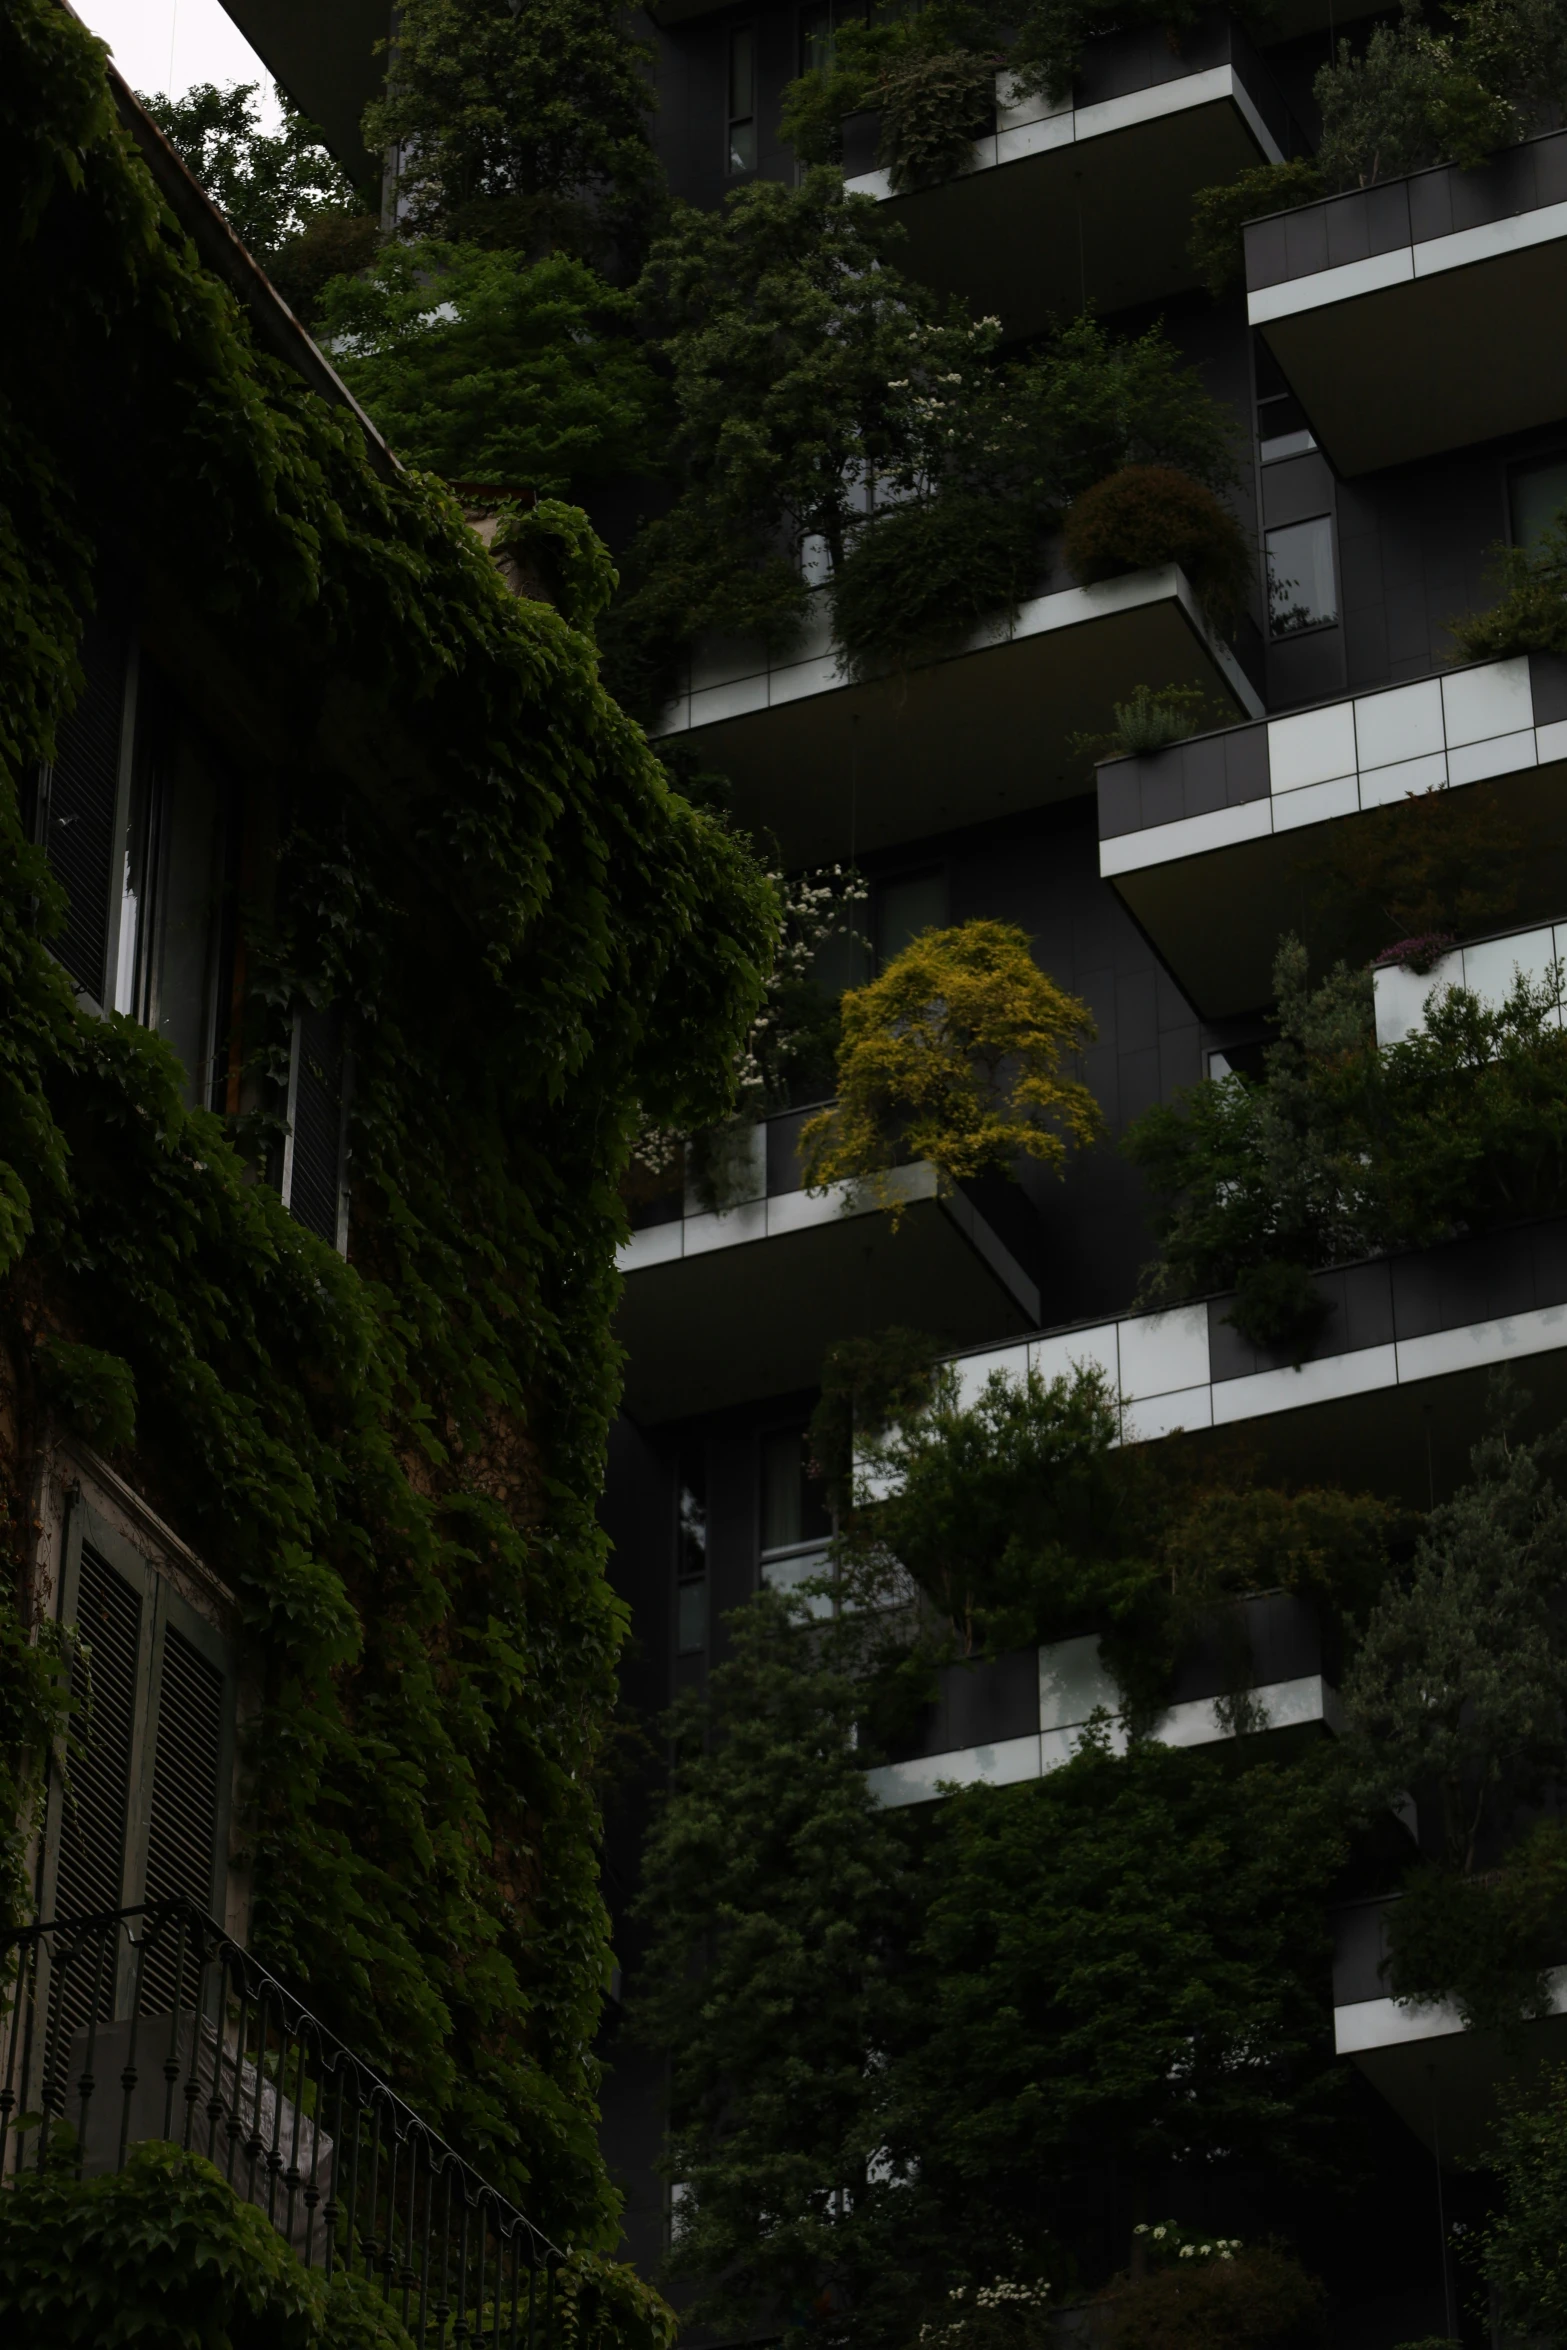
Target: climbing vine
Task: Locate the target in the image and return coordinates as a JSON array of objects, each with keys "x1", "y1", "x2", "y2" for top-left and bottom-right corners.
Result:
[{"x1": 1, "y1": 0, "x2": 773, "y2": 2254}]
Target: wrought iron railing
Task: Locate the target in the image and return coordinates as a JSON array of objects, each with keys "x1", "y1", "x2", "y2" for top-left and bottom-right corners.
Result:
[{"x1": 0, "y1": 1898, "x2": 563, "y2": 2346}]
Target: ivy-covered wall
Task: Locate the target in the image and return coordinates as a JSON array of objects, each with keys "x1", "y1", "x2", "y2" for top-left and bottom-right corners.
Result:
[{"x1": 0, "y1": 0, "x2": 773, "y2": 2248}]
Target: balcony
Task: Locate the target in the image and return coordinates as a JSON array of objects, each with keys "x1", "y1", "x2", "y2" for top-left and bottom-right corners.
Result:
[
  {"x1": 1097, "y1": 653, "x2": 1567, "y2": 1019},
  {"x1": 921, "y1": 1209, "x2": 1567, "y2": 1499},
  {"x1": 651, "y1": 567, "x2": 1260, "y2": 869},
  {"x1": 1334, "y1": 1894, "x2": 1567, "y2": 2160},
  {"x1": 0, "y1": 1897, "x2": 557, "y2": 2331},
  {"x1": 866, "y1": 1592, "x2": 1337, "y2": 1808},
  {"x1": 843, "y1": 16, "x2": 1296, "y2": 338},
  {"x1": 617, "y1": 1105, "x2": 1041, "y2": 1424},
  {"x1": 1246, "y1": 128, "x2": 1567, "y2": 476},
  {"x1": 1374, "y1": 912, "x2": 1567, "y2": 1046}
]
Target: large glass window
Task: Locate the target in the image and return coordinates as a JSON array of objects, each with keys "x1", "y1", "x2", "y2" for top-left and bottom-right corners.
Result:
[
  {"x1": 728, "y1": 27, "x2": 757, "y2": 174},
  {"x1": 1265, "y1": 516, "x2": 1337, "y2": 638},
  {"x1": 875, "y1": 868, "x2": 948, "y2": 967},
  {"x1": 759, "y1": 1425, "x2": 832, "y2": 1613},
  {"x1": 1510, "y1": 456, "x2": 1567, "y2": 551},
  {"x1": 676, "y1": 1449, "x2": 708, "y2": 1656}
]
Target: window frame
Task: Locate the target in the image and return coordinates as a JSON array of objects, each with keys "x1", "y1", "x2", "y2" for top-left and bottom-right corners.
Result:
[
  {"x1": 40, "y1": 1492, "x2": 237, "y2": 2014},
  {"x1": 1264, "y1": 512, "x2": 1339, "y2": 641},
  {"x1": 726, "y1": 22, "x2": 759, "y2": 177}
]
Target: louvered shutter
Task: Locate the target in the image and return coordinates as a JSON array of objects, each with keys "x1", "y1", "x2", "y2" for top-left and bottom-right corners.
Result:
[
  {"x1": 39, "y1": 620, "x2": 130, "y2": 1002},
  {"x1": 137, "y1": 1623, "x2": 227, "y2": 2013},
  {"x1": 283, "y1": 1004, "x2": 349, "y2": 1250},
  {"x1": 54, "y1": 1544, "x2": 142, "y2": 1929},
  {"x1": 46, "y1": 1505, "x2": 235, "y2": 1990}
]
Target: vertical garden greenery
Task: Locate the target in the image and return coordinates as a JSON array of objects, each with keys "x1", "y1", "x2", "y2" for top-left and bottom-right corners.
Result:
[{"x1": 1, "y1": 0, "x2": 773, "y2": 2255}]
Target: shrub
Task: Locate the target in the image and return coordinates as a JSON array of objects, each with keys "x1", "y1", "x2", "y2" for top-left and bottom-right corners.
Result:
[
  {"x1": 1187, "y1": 159, "x2": 1325, "y2": 299},
  {"x1": 493, "y1": 499, "x2": 619, "y2": 635},
  {"x1": 269, "y1": 209, "x2": 379, "y2": 323},
  {"x1": 1384, "y1": 1824, "x2": 1567, "y2": 2030},
  {"x1": 1449, "y1": 514, "x2": 1567, "y2": 660},
  {"x1": 0, "y1": 2142, "x2": 324, "y2": 2348},
  {"x1": 1106, "y1": 2246, "x2": 1327, "y2": 2350},
  {"x1": 831, "y1": 493, "x2": 1041, "y2": 678},
  {"x1": 1480, "y1": 2061, "x2": 1567, "y2": 2341},
  {"x1": 1069, "y1": 682, "x2": 1226, "y2": 767},
  {"x1": 1063, "y1": 466, "x2": 1252, "y2": 629},
  {"x1": 879, "y1": 48, "x2": 1000, "y2": 191},
  {"x1": 801, "y1": 920, "x2": 1102, "y2": 1207},
  {"x1": 1123, "y1": 933, "x2": 1567, "y2": 1342}
]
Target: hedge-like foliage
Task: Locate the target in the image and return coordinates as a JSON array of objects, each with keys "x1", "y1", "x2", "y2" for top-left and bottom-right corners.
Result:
[{"x1": 0, "y1": 0, "x2": 773, "y2": 2249}]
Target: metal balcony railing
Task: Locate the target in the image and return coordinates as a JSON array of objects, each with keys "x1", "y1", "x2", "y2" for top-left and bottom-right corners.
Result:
[{"x1": 0, "y1": 1898, "x2": 563, "y2": 2347}]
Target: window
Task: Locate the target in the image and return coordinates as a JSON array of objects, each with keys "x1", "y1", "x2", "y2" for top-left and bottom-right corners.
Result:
[
  {"x1": 282, "y1": 1004, "x2": 351, "y2": 1252},
  {"x1": 43, "y1": 1498, "x2": 236, "y2": 2025},
  {"x1": 113, "y1": 709, "x2": 231, "y2": 1111},
  {"x1": 1254, "y1": 337, "x2": 1316, "y2": 465},
  {"x1": 1265, "y1": 516, "x2": 1337, "y2": 637},
  {"x1": 875, "y1": 869, "x2": 948, "y2": 968},
  {"x1": 799, "y1": 0, "x2": 866, "y2": 75},
  {"x1": 676, "y1": 1449, "x2": 708, "y2": 1656},
  {"x1": 33, "y1": 617, "x2": 135, "y2": 1006},
  {"x1": 727, "y1": 27, "x2": 757, "y2": 174},
  {"x1": 759, "y1": 1425, "x2": 832, "y2": 1613},
  {"x1": 1510, "y1": 456, "x2": 1567, "y2": 551}
]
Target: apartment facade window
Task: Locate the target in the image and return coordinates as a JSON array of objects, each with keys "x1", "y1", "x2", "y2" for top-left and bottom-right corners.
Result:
[
  {"x1": 41, "y1": 1494, "x2": 237, "y2": 2021},
  {"x1": 1265, "y1": 515, "x2": 1337, "y2": 637},
  {"x1": 675, "y1": 1448, "x2": 708, "y2": 1656},
  {"x1": 875, "y1": 868, "x2": 948, "y2": 968},
  {"x1": 759, "y1": 1424, "x2": 832, "y2": 1613},
  {"x1": 1510, "y1": 454, "x2": 1567, "y2": 550},
  {"x1": 1254, "y1": 337, "x2": 1316, "y2": 465},
  {"x1": 727, "y1": 26, "x2": 758, "y2": 174}
]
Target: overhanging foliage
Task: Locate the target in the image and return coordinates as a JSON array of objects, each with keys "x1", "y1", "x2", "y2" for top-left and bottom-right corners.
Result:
[{"x1": 1, "y1": 0, "x2": 773, "y2": 2248}]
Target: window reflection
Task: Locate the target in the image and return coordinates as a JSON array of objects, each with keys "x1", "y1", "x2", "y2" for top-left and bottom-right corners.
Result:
[{"x1": 1266, "y1": 515, "x2": 1337, "y2": 638}]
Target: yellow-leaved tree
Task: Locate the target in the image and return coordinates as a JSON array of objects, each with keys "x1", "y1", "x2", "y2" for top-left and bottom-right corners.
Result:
[{"x1": 800, "y1": 920, "x2": 1103, "y2": 1215}]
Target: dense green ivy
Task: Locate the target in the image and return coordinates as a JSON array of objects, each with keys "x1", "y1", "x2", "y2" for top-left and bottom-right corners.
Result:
[{"x1": 0, "y1": 0, "x2": 772, "y2": 2252}]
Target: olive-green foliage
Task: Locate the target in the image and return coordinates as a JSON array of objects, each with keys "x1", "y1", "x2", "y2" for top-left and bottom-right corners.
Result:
[
  {"x1": 1069, "y1": 682, "x2": 1226, "y2": 767},
  {"x1": 877, "y1": 47, "x2": 1003, "y2": 191},
  {"x1": 782, "y1": 0, "x2": 1258, "y2": 179},
  {"x1": 1187, "y1": 159, "x2": 1326, "y2": 300},
  {"x1": 1450, "y1": 514, "x2": 1567, "y2": 660},
  {"x1": 904, "y1": 1746, "x2": 1347, "y2": 2277},
  {"x1": 846, "y1": 1359, "x2": 1392, "y2": 1712},
  {"x1": 1061, "y1": 464, "x2": 1252, "y2": 629},
  {"x1": 801, "y1": 922, "x2": 1103, "y2": 1204},
  {"x1": 139, "y1": 80, "x2": 367, "y2": 259},
  {"x1": 605, "y1": 180, "x2": 1238, "y2": 715},
  {"x1": 632, "y1": 1588, "x2": 922, "y2": 2350},
  {"x1": 319, "y1": 246, "x2": 668, "y2": 495},
  {"x1": 1310, "y1": 781, "x2": 1526, "y2": 960},
  {"x1": 494, "y1": 501, "x2": 620, "y2": 636},
  {"x1": 1383, "y1": 1820, "x2": 1567, "y2": 2031},
  {"x1": 806, "y1": 1325, "x2": 940, "y2": 1515},
  {"x1": 3, "y1": 0, "x2": 772, "y2": 2238},
  {"x1": 1479, "y1": 2061, "x2": 1567, "y2": 2339},
  {"x1": 0, "y1": 2142, "x2": 323, "y2": 2348},
  {"x1": 1124, "y1": 936, "x2": 1567, "y2": 1347},
  {"x1": 363, "y1": 0, "x2": 661, "y2": 263},
  {"x1": 1106, "y1": 2245, "x2": 1327, "y2": 2349},
  {"x1": 1343, "y1": 1415, "x2": 1567, "y2": 1879},
  {"x1": 780, "y1": 1, "x2": 1003, "y2": 174},
  {"x1": 1314, "y1": 0, "x2": 1567, "y2": 191},
  {"x1": 853, "y1": 1364, "x2": 1159, "y2": 1663},
  {"x1": 829, "y1": 493, "x2": 1042, "y2": 678}
]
